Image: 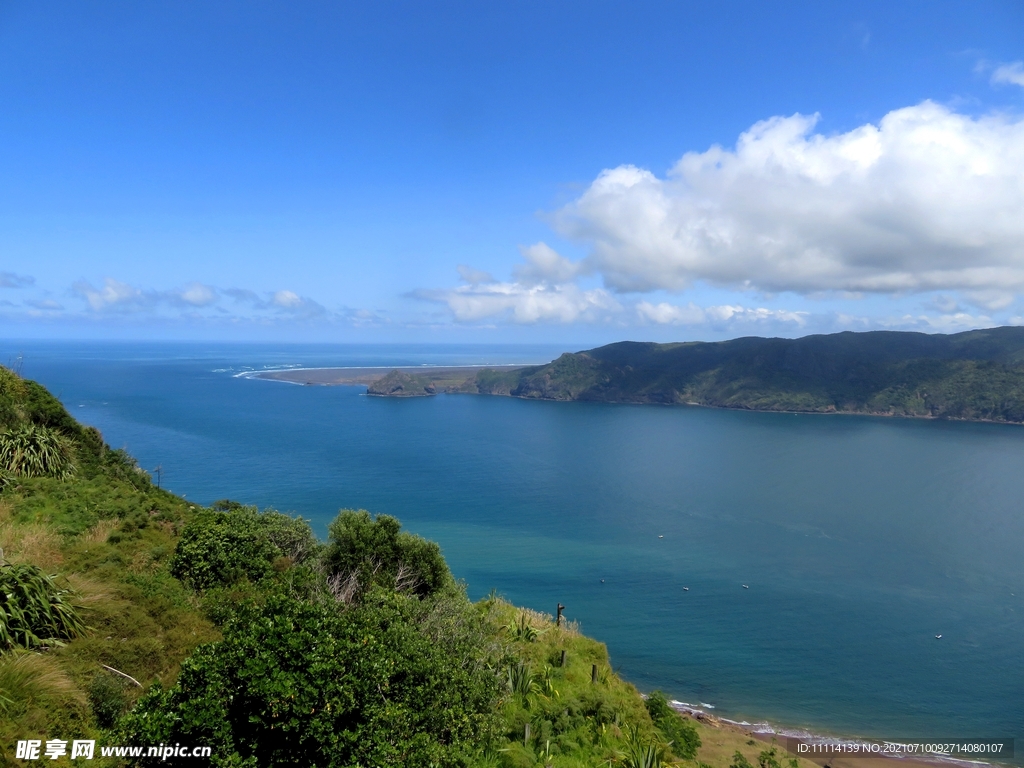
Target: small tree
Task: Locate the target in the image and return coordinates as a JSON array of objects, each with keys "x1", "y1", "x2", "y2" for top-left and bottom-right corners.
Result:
[{"x1": 323, "y1": 510, "x2": 450, "y2": 599}]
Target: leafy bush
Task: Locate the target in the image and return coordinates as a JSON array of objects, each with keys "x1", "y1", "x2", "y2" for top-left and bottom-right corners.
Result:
[
  {"x1": 89, "y1": 671, "x2": 130, "y2": 728},
  {"x1": 119, "y1": 591, "x2": 501, "y2": 767},
  {"x1": 323, "y1": 509, "x2": 450, "y2": 599},
  {"x1": 170, "y1": 505, "x2": 318, "y2": 590},
  {"x1": 0, "y1": 562, "x2": 86, "y2": 650},
  {"x1": 645, "y1": 690, "x2": 701, "y2": 759},
  {"x1": 0, "y1": 423, "x2": 76, "y2": 480}
]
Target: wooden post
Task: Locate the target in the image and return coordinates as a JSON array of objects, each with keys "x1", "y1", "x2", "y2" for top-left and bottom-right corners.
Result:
[
  {"x1": 559, "y1": 649, "x2": 566, "y2": 667},
  {"x1": 524, "y1": 722, "x2": 530, "y2": 745},
  {"x1": 556, "y1": 603, "x2": 565, "y2": 627},
  {"x1": 591, "y1": 664, "x2": 598, "y2": 683}
]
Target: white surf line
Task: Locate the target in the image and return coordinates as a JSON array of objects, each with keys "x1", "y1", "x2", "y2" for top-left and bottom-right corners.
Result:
[{"x1": 232, "y1": 363, "x2": 545, "y2": 379}]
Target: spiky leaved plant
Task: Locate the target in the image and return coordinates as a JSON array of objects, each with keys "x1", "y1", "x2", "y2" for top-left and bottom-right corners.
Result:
[
  {"x1": 506, "y1": 660, "x2": 537, "y2": 703},
  {"x1": 0, "y1": 561, "x2": 87, "y2": 651},
  {"x1": 506, "y1": 611, "x2": 544, "y2": 642},
  {"x1": 0, "y1": 424, "x2": 75, "y2": 480},
  {"x1": 619, "y1": 725, "x2": 664, "y2": 768}
]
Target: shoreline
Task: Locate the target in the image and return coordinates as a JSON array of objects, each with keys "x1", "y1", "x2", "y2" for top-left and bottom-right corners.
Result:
[
  {"x1": 246, "y1": 366, "x2": 1024, "y2": 426},
  {"x1": 242, "y1": 364, "x2": 531, "y2": 386},
  {"x1": 670, "y1": 702, "x2": 1012, "y2": 768}
]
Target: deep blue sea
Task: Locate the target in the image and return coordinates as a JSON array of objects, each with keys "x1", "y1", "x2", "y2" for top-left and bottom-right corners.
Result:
[{"x1": 5, "y1": 341, "x2": 1022, "y2": 751}]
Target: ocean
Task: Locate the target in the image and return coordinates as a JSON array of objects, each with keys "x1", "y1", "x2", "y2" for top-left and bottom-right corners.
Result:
[{"x1": 5, "y1": 340, "x2": 1022, "y2": 751}]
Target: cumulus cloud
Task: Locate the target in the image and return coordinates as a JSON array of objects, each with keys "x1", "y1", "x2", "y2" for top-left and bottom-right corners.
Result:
[
  {"x1": 174, "y1": 282, "x2": 218, "y2": 307},
  {"x1": 637, "y1": 301, "x2": 808, "y2": 326},
  {"x1": 992, "y1": 61, "x2": 1024, "y2": 88},
  {"x1": 512, "y1": 242, "x2": 584, "y2": 286},
  {"x1": 0, "y1": 272, "x2": 34, "y2": 289},
  {"x1": 66, "y1": 278, "x2": 336, "y2": 323},
  {"x1": 226, "y1": 287, "x2": 327, "y2": 316},
  {"x1": 552, "y1": 101, "x2": 1024, "y2": 296},
  {"x1": 425, "y1": 280, "x2": 619, "y2": 324},
  {"x1": 73, "y1": 278, "x2": 148, "y2": 311}
]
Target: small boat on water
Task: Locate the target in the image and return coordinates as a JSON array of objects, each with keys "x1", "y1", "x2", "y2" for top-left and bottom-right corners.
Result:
[
  {"x1": 935, "y1": 634, "x2": 942, "y2": 639},
  {"x1": 683, "y1": 587, "x2": 689, "y2": 591},
  {"x1": 742, "y1": 584, "x2": 749, "y2": 589}
]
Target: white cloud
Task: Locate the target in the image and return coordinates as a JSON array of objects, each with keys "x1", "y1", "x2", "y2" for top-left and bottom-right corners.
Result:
[
  {"x1": 992, "y1": 61, "x2": 1024, "y2": 87},
  {"x1": 636, "y1": 301, "x2": 706, "y2": 325},
  {"x1": 175, "y1": 282, "x2": 218, "y2": 307},
  {"x1": 73, "y1": 278, "x2": 147, "y2": 311},
  {"x1": 272, "y1": 290, "x2": 302, "y2": 308},
  {"x1": 962, "y1": 289, "x2": 1015, "y2": 311},
  {"x1": 512, "y1": 242, "x2": 584, "y2": 286},
  {"x1": 66, "y1": 278, "x2": 335, "y2": 323},
  {"x1": 271, "y1": 290, "x2": 327, "y2": 316},
  {"x1": 883, "y1": 312, "x2": 993, "y2": 331},
  {"x1": 552, "y1": 101, "x2": 1024, "y2": 296},
  {"x1": 637, "y1": 300, "x2": 808, "y2": 326},
  {"x1": 434, "y1": 280, "x2": 620, "y2": 324}
]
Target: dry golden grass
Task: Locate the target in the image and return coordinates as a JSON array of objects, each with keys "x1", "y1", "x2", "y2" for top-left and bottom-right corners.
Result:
[
  {"x1": 690, "y1": 719, "x2": 821, "y2": 768},
  {"x1": 0, "y1": 651, "x2": 86, "y2": 710},
  {"x1": 64, "y1": 573, "x2": 113, "y2": 609},
  {"x1": 514, "y1": 603, "x2": 582, "y2": 638},
  {"x1": 79, "y1": 518, "x2": 119, "y2": 546},
  {"x1": 0, "y1": 501, "x2": 63, "y2": 568}
]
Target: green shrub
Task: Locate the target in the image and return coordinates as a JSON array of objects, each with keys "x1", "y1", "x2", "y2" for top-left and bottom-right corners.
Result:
[
  {"x1": 645, "y1": 690, "x2": 700, "y2": 759},
  {"x1": 169, "y1": 505, "x2": 318, "y2": 591},
  {"x1": 119, "y1": 591, "x2": 501, "y2": 767},
  {"x1": 323, "y1": 509, "x2": 450, "y2": 600},
  {"x1": 89, "y1": 672, "x2": 129, "y2": 728}
]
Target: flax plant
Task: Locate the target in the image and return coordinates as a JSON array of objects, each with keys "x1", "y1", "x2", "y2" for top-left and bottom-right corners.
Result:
[
  {"x1": 0, "y1": 424, "x2": 75, "y2": 480},
  {"x1": 0, "y1": 561, "x2": 87, "y2": 651}
]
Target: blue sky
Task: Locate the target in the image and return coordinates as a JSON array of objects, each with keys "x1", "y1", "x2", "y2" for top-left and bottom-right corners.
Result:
[{"x1": 1, "y1": 1, "x2": 1023, "y2": 344}]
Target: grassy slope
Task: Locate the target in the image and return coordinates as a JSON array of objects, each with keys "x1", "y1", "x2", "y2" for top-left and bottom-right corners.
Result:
[{"x1": 0, "y1": 367, "x2": 219, "y2": 764}]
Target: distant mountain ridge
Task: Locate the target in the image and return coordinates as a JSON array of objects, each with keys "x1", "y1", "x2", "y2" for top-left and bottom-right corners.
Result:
[{"x1": 368, "y1": 326, "x2": 1024, "y2": 422}]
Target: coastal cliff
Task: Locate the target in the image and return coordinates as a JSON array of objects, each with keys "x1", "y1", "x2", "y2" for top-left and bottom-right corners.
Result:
[{"x1": 368, "y1": 326, "x2": 1024, "y2": 423}]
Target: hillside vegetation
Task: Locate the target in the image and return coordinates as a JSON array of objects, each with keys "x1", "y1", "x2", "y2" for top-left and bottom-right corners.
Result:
[
  {"x1": 0, "y1": 366, "x2": 815, "y2": 768},
  {"x1": 370, "y1": 326, "x2": 1024, "y2": 422}
]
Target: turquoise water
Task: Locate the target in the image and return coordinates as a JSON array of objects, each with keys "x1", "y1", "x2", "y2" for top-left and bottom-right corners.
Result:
[{"x1": 6, "y1": 341, "x2": 1022, "y2": 748}]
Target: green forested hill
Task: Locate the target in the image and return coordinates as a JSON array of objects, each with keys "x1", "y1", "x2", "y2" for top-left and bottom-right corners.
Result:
[{"x1": 374, "y1": 326, "x2": 1024, "y2": 422}]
